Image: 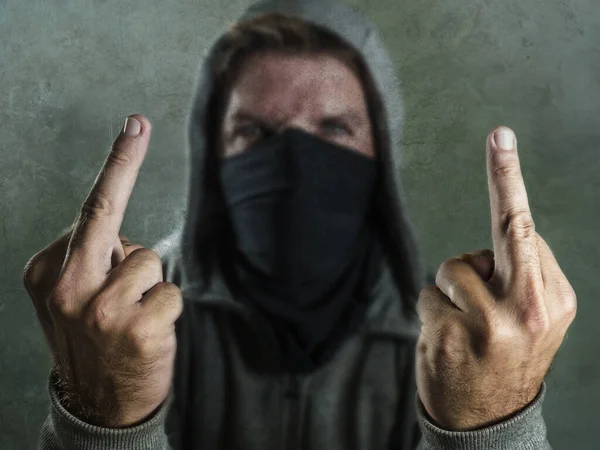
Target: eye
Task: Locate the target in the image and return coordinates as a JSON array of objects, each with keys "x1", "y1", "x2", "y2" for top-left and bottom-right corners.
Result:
[
  {"x1": 321, "y1": 120, "x2": 351, "y2": 136},
  {"x1": 235, "y1": 124, "x2": 265, "y2": 139}
]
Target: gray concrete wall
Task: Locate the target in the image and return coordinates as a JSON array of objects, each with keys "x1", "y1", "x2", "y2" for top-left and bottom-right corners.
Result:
[{"x1": 1, "y1": 0, "x2": 598, "y2": 448}]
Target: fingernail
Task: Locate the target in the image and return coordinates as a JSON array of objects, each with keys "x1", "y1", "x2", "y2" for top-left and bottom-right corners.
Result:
[
  {"x1": 494, "y1": 130, "x2": 514, "y2": 151},
  {"x1": 123, "y1": 116, "x2": 141, "y2": 137}
]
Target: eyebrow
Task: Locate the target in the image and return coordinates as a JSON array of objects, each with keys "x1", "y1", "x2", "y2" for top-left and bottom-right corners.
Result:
[
  {"x1": 230, "y1": 110, "x2": 366, "y2": 127},
  {"x1": 230, "y1": 112, "x2": 272, "y2": 127}
]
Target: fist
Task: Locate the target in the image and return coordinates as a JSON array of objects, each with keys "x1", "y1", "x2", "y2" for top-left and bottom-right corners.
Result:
[
  {"x1": 22, "y1": 115, "x2": 183, "y2": 428},
  {"x1": 416, "y1": 127, "x2": 577, "y2": 431}
]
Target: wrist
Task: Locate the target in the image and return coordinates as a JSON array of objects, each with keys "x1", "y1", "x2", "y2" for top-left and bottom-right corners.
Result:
[
  {"x1": 429, "y1": 392, "x2": 539, "y2": 432},
  {"x1": 53, "y1": 372, "x2": 117, "y2": 427}
]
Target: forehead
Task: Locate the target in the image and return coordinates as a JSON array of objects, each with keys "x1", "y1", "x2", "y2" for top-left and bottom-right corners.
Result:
[{"x1": 226, "y1": 52, "x2": 367, "y2": 119}]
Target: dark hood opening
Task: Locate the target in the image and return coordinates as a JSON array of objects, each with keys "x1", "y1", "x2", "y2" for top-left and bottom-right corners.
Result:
[{"x1": 155, "y1": 0, "x2": 427, "y2": 323}]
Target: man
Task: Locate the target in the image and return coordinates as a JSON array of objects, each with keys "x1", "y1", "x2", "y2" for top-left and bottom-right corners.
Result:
[{"x1": 25, "y1": 0, "x2": 576, "y2": 449}]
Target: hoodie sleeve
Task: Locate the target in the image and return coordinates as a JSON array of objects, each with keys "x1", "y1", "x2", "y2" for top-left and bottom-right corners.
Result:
[
  {"x1": 414, "y1": 381, "x2": 551, "y2": 450},
  {"x1": 38, "y1": 369, "x2": 176, "y2": 450}
]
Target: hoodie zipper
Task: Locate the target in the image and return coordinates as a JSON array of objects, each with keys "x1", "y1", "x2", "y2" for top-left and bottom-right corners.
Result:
[{"x1": 283, "y1": 374, "x2": 301, "y2": 450}]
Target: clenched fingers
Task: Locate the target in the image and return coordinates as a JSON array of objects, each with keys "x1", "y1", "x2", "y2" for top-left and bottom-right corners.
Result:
[{"x1": 101, "y1": 248, "x2": 164, "y2": 308}]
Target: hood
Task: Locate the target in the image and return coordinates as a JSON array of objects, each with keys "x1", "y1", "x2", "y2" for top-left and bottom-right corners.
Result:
[{"x1": 153, "y1": 0, "x2": 427, "y2": 320}]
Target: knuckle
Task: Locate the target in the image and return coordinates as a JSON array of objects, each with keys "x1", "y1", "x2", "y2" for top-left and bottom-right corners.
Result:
[
  {"x1": 419, "y1": 285, "x2": 438, "y2": 298},
  {"x1": 163, "y1": 332, "x2": 177, "y2": 353},
  {"x1": 522, "y1": 308, "x2": 551, "y2": 336},
  {"x1": 132, "y1": 248, "x2": 162, "y2": 269},
  {"x1": 436, "y1": 320, "x2": 463, "y2": 349},
  {"x1": 437, "y1": 258, "x2": 458, "y2": 279},
  {"x1": 416, "y1": 287, "x2": 441, "y2": 320},
  {"x1": 49, "y1": 294, "x2": 70, "y2": 316},
  {"x1": 493, "y1": 163, "x2": 520, "y2": 180},
  {"x1": 162, "y1": 282, "x2": 182, "y2": 297},
  {"x1": 127, "y1": 324, "x2": 154, "y2": 353},
  {"x1": 146, "y1": 249, "x2": 163, "y2": 268},
  {"x1": 23, "y1": 250, "x2": 56, "y2": 292},
  {"x1": 562, "y1": 288, "x2": 578, "y2": 320},
  {"x1": 85, "y1": 300, "x2": 115, "y2": 333},
  {"x1": 22, "y1": 255, "x2": 41, "y2": 290},
  {"x1": 151, "y1": 283, "x2": 175, "y2": 307},
  {"x1": 107, "y1": 144, "x2": 136, "y2": 167},
  {"x1": 81, "y1": 191, "x2": 115, "y2": 219},
  {"x1": 159, "y1": 285, "x2": 183, "y2": 318},
  {"x1": 482, "y1": 318, "x2": 514, "y2": 347},
  {"x1": 566, "y1": 298, "x2": 578, "y2": 318},
  {"x1": 435, "y1": 335, "x2": 459, "y2": 364},
  {"x1": 160, "y1": 282, "x2": 183, "y2": 304},
  {"x1": 503, "y1": 210, "x2": 536, "y2": 239},
  {"x1": 563, "y1": 303, "x2": 577, "y2": 323},
  {"x1": 478, "y1": 310, "x2": 499, "y2": 336},
  {"x1": 49, "y1": 283, "x2": 77, "y2": 317},
  {"x1": 436, "y1": 258, "x2": 468, "y2": 288}
]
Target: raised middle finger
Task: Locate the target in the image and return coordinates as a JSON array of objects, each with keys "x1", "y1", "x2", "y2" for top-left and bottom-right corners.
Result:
[
  {"x1": 486, "y1": 126, "x2": 542, "y2": 290},
  {"x1": 66, "y1": 115, "x2": 151, "y2": 280}
]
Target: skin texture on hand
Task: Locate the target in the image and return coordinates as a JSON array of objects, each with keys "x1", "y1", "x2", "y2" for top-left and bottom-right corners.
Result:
[
  {"x1": 23, "y1": 115, "x2": 183, "y2": 428},
  {"x1": 416, "y1": 126, "x2": 577, "y2": 431}
]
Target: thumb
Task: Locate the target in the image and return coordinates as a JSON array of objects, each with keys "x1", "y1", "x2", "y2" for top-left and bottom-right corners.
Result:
[
  {"x1": 123, "y1": 242, "x2": 145, "y2": 258},
  {"x1": 456, "y1": 249, "x2": 495, "y2": 282},
  {"x1": 111, "y1": 236, "x2": 145, "y2": 267}
]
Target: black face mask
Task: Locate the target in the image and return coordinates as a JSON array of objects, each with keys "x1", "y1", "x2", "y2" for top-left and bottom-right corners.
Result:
[{"x1": 219, "y1": 128, "x2": 383, "y2": 374}]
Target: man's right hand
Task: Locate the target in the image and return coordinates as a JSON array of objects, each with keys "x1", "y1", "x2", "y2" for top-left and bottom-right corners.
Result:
[{"x1": 22, "y1": 115, "x2": 183, "y2": 428}]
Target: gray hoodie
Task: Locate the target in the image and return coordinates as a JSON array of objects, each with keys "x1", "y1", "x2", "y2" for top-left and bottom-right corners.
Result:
[{"x1": 39, "y1": 0, "x2": 551, "y2": 448}]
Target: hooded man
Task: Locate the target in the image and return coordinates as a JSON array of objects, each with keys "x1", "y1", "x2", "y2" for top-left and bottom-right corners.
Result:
[{"x1": 37, "y1": 0, "x2": 562, "y2": 449}]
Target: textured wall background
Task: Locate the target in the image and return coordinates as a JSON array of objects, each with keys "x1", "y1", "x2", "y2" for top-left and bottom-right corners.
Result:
[{"x1": 1, "y1": 0, "x2": 598, "y2": 448}]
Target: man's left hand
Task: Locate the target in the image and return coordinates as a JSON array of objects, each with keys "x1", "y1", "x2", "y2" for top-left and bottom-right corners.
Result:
[{"x1": 416, "y1": 126, "x2": 577, "y2": 431}]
